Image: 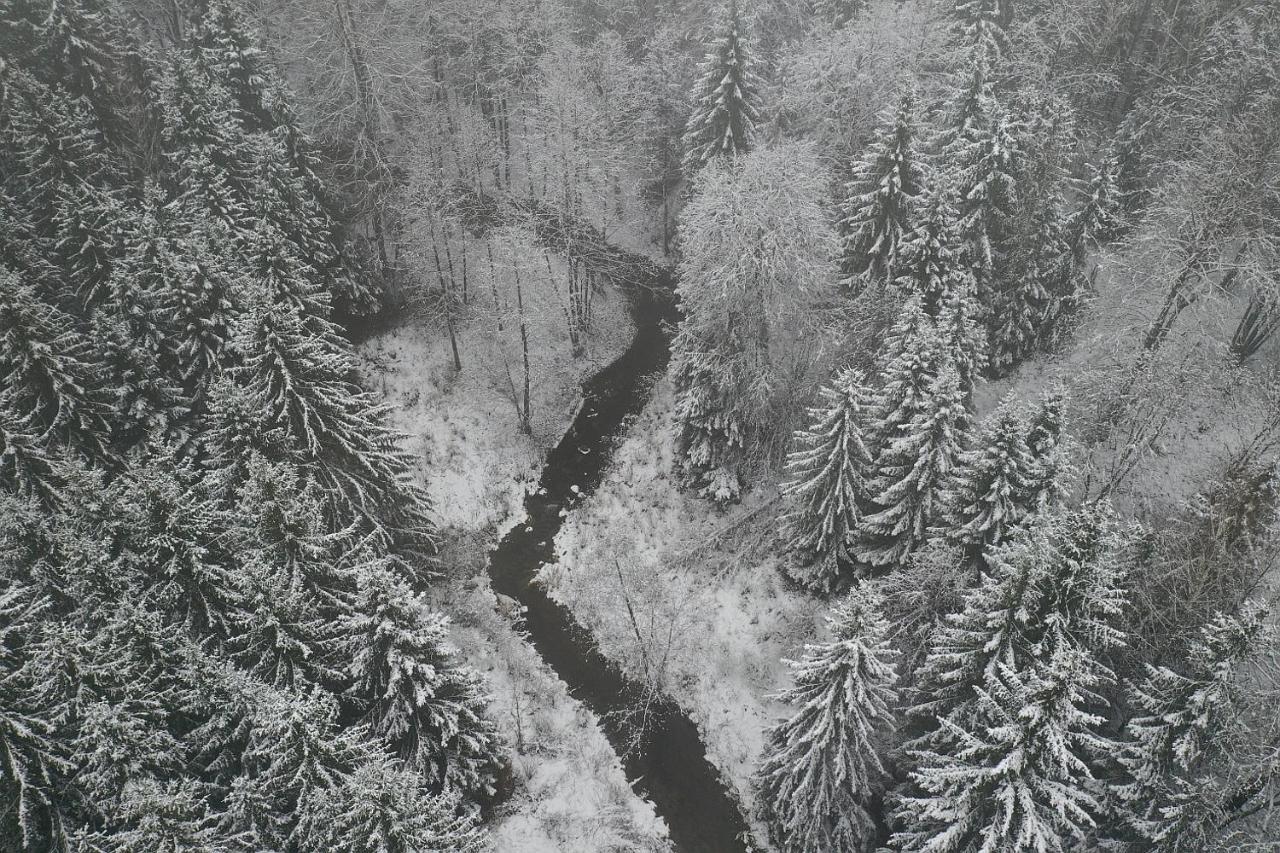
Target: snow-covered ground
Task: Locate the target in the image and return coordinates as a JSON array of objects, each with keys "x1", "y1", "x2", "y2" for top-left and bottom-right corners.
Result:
[
  {"x1": 358, "y1": 283, "x2": 674, "y2": 851},
  {"x1": 543, "y1": 379, "x2": 826, "y2": 845}
]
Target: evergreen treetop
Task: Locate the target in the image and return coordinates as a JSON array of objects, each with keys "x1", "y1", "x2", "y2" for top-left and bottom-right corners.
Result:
[{"x1": 681, "y1": 1, "x2": 761, "y2": 178}]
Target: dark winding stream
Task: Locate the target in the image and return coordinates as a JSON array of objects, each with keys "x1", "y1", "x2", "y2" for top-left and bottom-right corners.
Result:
[{"x1": 487, "y1": 279, "x2": 756, "y2": 852}]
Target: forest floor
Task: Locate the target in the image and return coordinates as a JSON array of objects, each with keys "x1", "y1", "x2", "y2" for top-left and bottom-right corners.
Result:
[{"x1": 357, "y1": 289, "x2": 675, "y2": 852}]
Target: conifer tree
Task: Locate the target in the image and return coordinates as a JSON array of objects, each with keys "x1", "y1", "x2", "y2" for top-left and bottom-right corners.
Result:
[
  {"x1": 0, "y1": 268, "x2": 113, "y2": 463},
  {"x1": 0, "y1": 406, "x2": 71, "y2": 508},
  {"x1": 864, "y1": 297, "x2": 943, "y2": 456},
  {"x1": 190, "y1": 0, "x2": 275, "y2": 131},
  {"x1": 757, "y1": 586, "x2": 899, "y2": 853},
  {"x1": 813, "y1": 0, "x2": 865, "y2": 28},
  {"x1": 908, "y1": 503, "x2": 1129, "y2": 742},
  {"x1": 681, "y1": 1, "x2": 761, "y2": 177},
  {"x1": 233, "y1": 456, "x2": 352, "y2": 612},
  {"x1": 1115, "y1": 601, "x2": 1273, "y2": 850},
  {"x1": 158, "y1": 51, "x2": 255, "y2": 233},
  {"x1": 936, "y1": 269, "x2": 988, "y2": 398},
  {"x1": 307, "y1": 755, "x2": 488, "y2": 853},
  {"x1": 227, "y1": 297, "x2": 435, "y2": 547},
  {"x1": 1068, "y1": 157, "x2": 1122, "y2": 261},
  {"x1": 939, "y1": 397, "x2": 1041, "y2": 569},
  {"x1": 0, "y1": 582, "x2": 74, "y2": 852},
  {"x1": 1, "y1": 0, "x2": 124, "y2": 116},
  {"x1": 1, "y1": 72, "x2": 120, "y2": 241},
  {"x1": 237, "y1": 691, "x2": 369, "y2": 850},
  {"x1": 856, "y1": 364, "x2": 970, "y2": 569},
  {"x1": 991, "y1": 201, "x2": 1072, "y2": 374},
  {"x1": 345, "y1": 563, "x2": 501, "y2": 799},
  {"x1": 951, "y1": 111, "x2": 1020, "y2": 314},
  {"x1": 840, "y1": 90, "x2": 924, "y2": 293},
  {"x1": 781, "y1": 368, "x2": 873, "y2": 590},
  {"x1": 231, "y1": 561, "x2": 344, "y2": 691},
  {"x1": 90, "y1": 312, "x2": 188, "y2": 447},
  {"x1": 891, "y1": 646, "x2": 1113, "y2": 853},
  {"x1": 891, "y1": 192, "x2": 960, "y2": 316},
  {"x1": 103, "y1": 454, "x2": 244, "y2": 641}
]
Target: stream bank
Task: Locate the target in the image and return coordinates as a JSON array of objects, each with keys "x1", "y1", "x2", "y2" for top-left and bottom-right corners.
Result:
[{"x1": 487, "y1": 280, "x2": 757, "y2": 853}]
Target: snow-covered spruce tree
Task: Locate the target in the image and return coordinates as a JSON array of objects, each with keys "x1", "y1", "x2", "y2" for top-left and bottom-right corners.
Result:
[
  {"x1": 671, "y1": 144, "x2": 836, "y2": 502},
  {"x1": 1025, "y1": 383, "x2": 1067, "y2": 499},
  {"x1": 891, "y1": 190, "x2": 960, "y2": 316},
  {"x1": 757, "y1": 585, "x2": 899, "y2": 853},
  {"x1": 781, "y1": 368, "x2": 873, "y2": 591},
  {"x1": 991, "y1": 200, "x2": 1072, "y2": 374},
  {"x1": 191, "y1": 1, "x2": 379, "y2": 317},
  {"x1": 0, "y1": 406, "x2": 71, "y2": 508},
  {"x1": 0, "y1": 268, "x2": 113, "y2": 463},
  {"x1": 681, "y1": 0, "x2": 761, "y2": 178},
  {"x1": 839, "y1": 89, "x2": 924, "y2": 294},
  {"x1": 891, "y1": 645, "x2": 1115, "y2": 853},
  {"x1": 157, "y1": 51, "x2": 256, "y2": 234},
  {"x1": 236, "y1": 690, "x2": 372, "y2": 850},
  {"x1": 948, "y1": 0, "x2": 1008, "y2": 60},
  {"x1": 856, "y1": 364, "x2": 971, "y2": 570},
  {"x1": 0, "y1": 581, "x2": 75, "y2": 852},
  {"x1": 345, "y1": 561, "x2": 501, "y2": 799},
  {"x1": 227, "y1": 296, "x2": 436, "y2": 548},
  {"x1": 939, "y1": 396, "x2": 1041, "y2": 570},
  {"x1": 103, "y1": 451, "x2": 245, "y2": 642},
  {"x1": 951, "y1": 109, "x2": 1020, "y2": 317},
  {"x1": 0, "y1": 70, "x2": 121, "y2": 241},
  {"x1": 1068, "y1": 156, "x2": 1123, "y2": 263},
  {"x1": 907, "y1": 502, "x2": 1130, "y2": 743},
  {"x1": 233, "y1": 455, "x2": 353, "y2": 612},
  {"x1": 936, "y1": 267, "x2": 988, "y2": 400},
  {"x1": 863, "y1": 296, "x2": 942, "y2": 457},
  {"x1": 231, "y1": 555, "x2": 344, "y2": 691},
  {"x1": 1115, "y1": 601, "x2": 1273, "y2": 850},
  {"x1": 190, "y1": 0, "x2": 276, "y2": 132},
  {"x1": 0, "y1": 0, "x2": 128, "y2": 128},
  {"x1": 307, "y1": 753, "x2": 488, "y2": 853}
]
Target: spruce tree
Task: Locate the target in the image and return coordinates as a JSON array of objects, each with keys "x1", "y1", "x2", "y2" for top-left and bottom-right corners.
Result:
[
  {"x1": 306, "y1": 755, "x2": 488, "y2": 853},
  {"x1": 757, "y1": 586, "x2": 899, "y2": 853},
  {"x1": 951, "y1": 110, "x2": 1020, "y2": 315},
  {"x1": 939, "y1": 396, "x2": 1041, "y2": 570},
  {"x1": 936, "y1": 269, "x2": 987, "y2": 398},
  {"x1": 891, "y1": 646, "x2": 1113, "y2": 853},
  {"x1": 0, "y1": 268, "x2": 113, "y2": 463},
  {"x1": 839, "y1": 90, "x2": 924, "y2": 293},
  {"x1": 864, "y1": 296, "x2": 943, "y2": 456},
  {"x1": 781, "y1": 368, "x2": 873, "y2": 590},
  {"x1": 227, "y1": 296, "x2": 435, "y2": 548},
  {"x1": 1115, "y1": 601, "x2": 1272, "y2": 850},
  {"x1": 813, "y1": 0, "x2": 865, "y2": 28},
  {"x1": 681, "y1": 1, "x2": 761, "y2": 177},
  {"x1": 856, "y1": 364, "x2": 970, "y2": 570},
  {"x1": 908, "y1": 503, "x2": 1130, "y2": 742},
  {"x1": 344, "y1": 563, "x2": 501, "y2": 799},
  {"x1": 891, "y1": 191, "x2": 960, "y2": 316},
  {"x1": 102, "y1": 453, "x2": 244, "y2": 642},
  {"x1": 1068, "y1": 156, "x2": 1122, "y2": 262},
  {"x1": 0, "y1": 582, "x2": 74, "y2": 852},
  {"x1": 157, "y1": 51, "x2": 255, "y2": 233},
  {"x1": 0, "y1": 406, "x2": 71, "y2": 508},
  {"x1": 237, "y1": 690, "x2": 368, "y2": 850},
  {"x1": 231, "y1": 560, "x2": 344, "y2": 692}
]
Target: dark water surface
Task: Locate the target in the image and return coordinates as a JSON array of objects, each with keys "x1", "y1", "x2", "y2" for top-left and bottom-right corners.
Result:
[{"x1": 486, "y1": 283, "x2": 755, "y2": 853}]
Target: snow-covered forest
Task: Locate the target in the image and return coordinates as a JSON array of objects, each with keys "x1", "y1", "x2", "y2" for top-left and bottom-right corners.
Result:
[{"x1": 1, "y1": 0, "x2": 1278, "y2": 850}]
